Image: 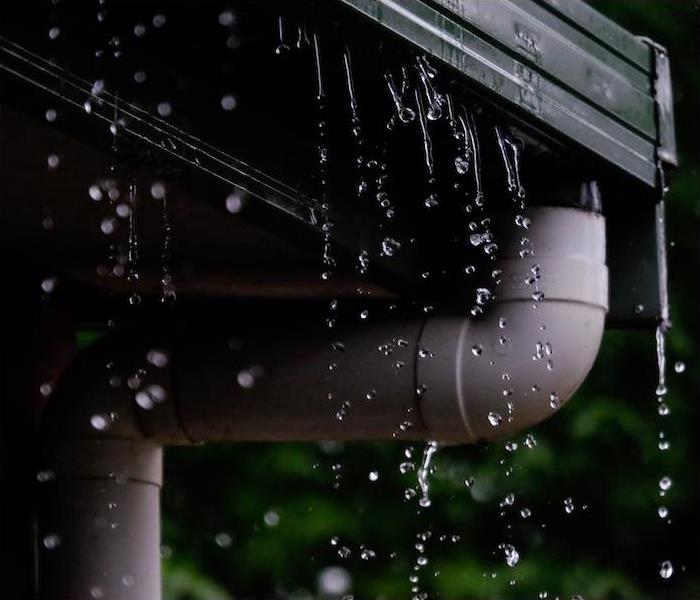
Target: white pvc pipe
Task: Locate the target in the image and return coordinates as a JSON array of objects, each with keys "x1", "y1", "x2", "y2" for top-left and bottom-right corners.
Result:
[{"x1": 37, "y1": 206, "x2": 607, "y2": 599}]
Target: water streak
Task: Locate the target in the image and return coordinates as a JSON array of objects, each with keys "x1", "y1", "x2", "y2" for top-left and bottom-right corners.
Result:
[
  {"x1": 414, "y1": 88, "x2": 433, "y2": 176},
  {"x1": 417, "y1": 441, "x2": 439, "y2": 508},
  {"x1": 385, "y1": 70, "x2": 415, "y2": 124},
  {"x1": 126, "y1": 182, "x2": 141, "y2": 305},
  {"x1": 160, "y1": 191, "x2": 176, "y2": 303}
]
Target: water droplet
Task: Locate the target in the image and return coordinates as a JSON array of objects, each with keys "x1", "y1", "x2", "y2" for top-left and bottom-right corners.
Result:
[
  {"x1": 157, "y1": 102, "x2": 172, "y2": 117},
  {"x1": 150, "y1": 182, "x2": 166, "y2": 200},
  {"x1": 365, "y1": 389, "x2": 376, "y2": 401},
  {"x1": 214, "y1": 532, "x2": 232, "y2": 548},
  {"x1": 90, "y1": 414, "x2": 110, "y2": 431},
  {"x1": 501, "y1": 544, "x2": 519, "y2": 567},
  {"x1": 549, "y1": 392, "x2": 560, "y2": 409},
  {"x1": 43, "y1": 533, "x2": 61, "y2": 549},
  {"x1": 634, "y1": 304, "x2": 645, "y2": 315},
  {"x1": 564, "y1": 497, "x2": 575, "y2": 514},
  {"x1": 658, "y1": 506, "x2": 669, "y2": 519},
  {"x1": 658, "y1": 403, "x2": 670, "y2": 416},
  {"x1": 472, "y1": 344, "x2": 483, "y2": 356},
  {"x1": 487, "y1": 412, "x2": 502, "y2": 427},
  {"x1": 121, "y1": 574, "x2": 135, "y2": 588},
  {"x1": 674, "y1": 361, "x2": 685, "y2": 374},
  {"x1": 381, "y1": 238, "x2": 401, "y2": 257},
  {"x1": 360, "y1": 547, "x2": 376, "y2": 560},
  {"x1": 368, "y1": 471, "x2": 379, "y2": 482},
  {"x1": 524, "y1": 433, "x2": 537, "y2": 448},
  {"x1": 152, "y1": 14, "x2": 167, "y2": 28},
  {"x1": 146, "y1": 349, "x2": 169, "y2": 368},
  {"x1": 659, "y1": 476, "x2": 672, "y2": 491},
  {"x1": 264, "y1": 510, "x2": 280, "y2": 527},
  {"x1": 520, "y1": 507, "x2": 531, "y2": 518},
  {"x1": 90, "y1": 586, "x2": 104, "y2": 599},
  {"x1": 475, "y1": 288, "x2": 491, "y2": 306},
  {"x1": 225, "y1": 192, "x2": 244, "y2": 214},
  {"x1": 220, "y1": 94, "x2": 237, "y2": 111},
  {"x1": 47, "y1": 154, "x2": 60, "y2": 170},
  {"x1": 237, "y1": 370, "x2": 255, "y2": 389},
  {"x1": 659, "y1": 560, "x2": 674, "y2": 579},
  {"x1": 218, "y1": 10, "x2": 236, "y2": 26},
  {"x1": 45, "y1": 108, "x2": 57, "y2": 122}
]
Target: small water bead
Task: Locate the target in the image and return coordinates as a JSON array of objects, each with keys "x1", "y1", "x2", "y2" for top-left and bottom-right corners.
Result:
[
  {"x1": 45, "y1": 108, "x2": 57, "y2": 123},
  {"x1": 549, "y1": 392, "x2": 560, "y2": 409},
  {"x1": 520, "y1": 507, "x2": 532, "y2": 518},
  {"x1": 475, "y1": 288, "x2": 491, "y2": 306},
  {"x1": 368, "y1": 471, "x2": 379, "y2": 482},
  {"x1": 48, "y1": 26, "x2": 60, "y2": 40},
  {"x1": 135, "y1": 384, "x2": 167, "y2": 409},
  {"x1": 416, "y1": 555, "x2": 428, "y2": 566},
  {"x1": 501, "y1": 544, "x2": 520, "y2": 567},
  {"x1": 674, "y1": 361, "x2": 686, "y2": 373},
  {"x1": 47, "y1": 154, "x2": 60, "y2": 170},
  {"x1": 150, "y1": 182, "x2": 166, "y2": 200},
  {"x1": 503, "y1": 493, "x2": 515, "y2": 506},
  {"x1": 146, "y1": 349, "x2": 169, "y2": 368},
  {"x1": 381, "y1": 237, "x2": 401, "y2": 257},
  {"x1": 237, "y1": 370, "x2": 255, "y2": 389},
  {"x1": 659, "y1": 560, "x2": 674, "y2": 579},
  {"x1": 634, "y1": 303, "x2": 645, "y2": 315},
  {"x1": 90, "y1": 414, "x2": 111, "y2": 431},
  {"x1": 134, "y1": 70, "x2": 147, "y2": 83},
  {"x1": 472, "y1": 344, "x2": 483, "y2": 357},
  {"x1": 365, "y1": 389, "x2": 376, "y2": 401},
  {"x1": 152, "y1": 14, "x2": 167, "y2": 28},
  {"x1": 264, "y1": 510, "x2": 280, "y2": 527},
  {"x1": 524, "y1": 433, "x2": 537, "y2": 448},
  {"x1": 43, "y1": 533, "x2": 61, "y2": 549},
  {"x1": 658, "y1": 403, "x2": 670, "y2": 416},
  {"x1": 41, "y1": 277, "x2": 57, "y2": 294},
  {"x1": 564, "y1": 497, "x2": 575, "y2": 514},
  {"x1": 658, "y1": 439, "x2": 670, "y2": 451},
  {"x1": 659, "y1": 476, "x2": 672, "y2": 492},
  {"x1": 360, "y1": 547, "x2": 376, "y2": 560},
  {"x1": 220, "y1": 94, "x2": 237, "y2": 112},
  {"x1": 214, "y1": 532, "x2": 232, "y2": 548},
  {"x1": 658, "y1": 506, "x2": 669, "y2": 519},
  {"x1": 337, "y1": 546, "x2": 352, "y2": 559},
  {"x1": 90, "y1": 587, "x2": 104, "y2": 599},
  {"x1": 465, "y1": 265, "x2": 476, "y2": 275},
  {"x1": 455, "y1": 156, "x2": 469, "y2": 175},
  {"x1": 487, "y1": 412, "x2": 502, "y2": 427},
  {"x1": 157, "y1": 102, "x2": 172, "y2": 117},
  {"x1": 505, "y1": 441, "x2": 518, "y2": 452},
  {"x1": 360, "y1": 309, "x2": 369, "y2": 320},
  {"x1": 37, "y1": 470, "x2": 55, "y2": 482}
]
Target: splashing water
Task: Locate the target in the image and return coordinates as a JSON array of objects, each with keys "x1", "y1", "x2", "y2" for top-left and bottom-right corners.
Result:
[{"x1": 417, "y1": 441, "x2": 439, "y2": 508}]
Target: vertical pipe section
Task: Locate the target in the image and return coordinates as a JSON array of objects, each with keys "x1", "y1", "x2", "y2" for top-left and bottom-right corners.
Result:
[{"x1": 38, "y1": 439, "x2": 162, "y2": 600}]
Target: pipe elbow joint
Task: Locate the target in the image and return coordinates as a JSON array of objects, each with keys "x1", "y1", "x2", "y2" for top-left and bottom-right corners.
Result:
[{"x1": 417, "y1": 207, "x2": 608, "y2": 444}]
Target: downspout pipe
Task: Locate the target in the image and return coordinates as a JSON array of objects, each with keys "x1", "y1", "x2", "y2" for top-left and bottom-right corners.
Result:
[{"x1": 37, "y1": 206, "x2": 607, "y2": 599}]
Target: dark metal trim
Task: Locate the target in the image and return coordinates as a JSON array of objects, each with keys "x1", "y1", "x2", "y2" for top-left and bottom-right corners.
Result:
[{"x1": 339, "y1": 0, "x2": 666, "y2": 188}]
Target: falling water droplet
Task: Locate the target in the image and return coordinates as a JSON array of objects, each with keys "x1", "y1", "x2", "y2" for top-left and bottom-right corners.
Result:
[
  {"x1": 488, "y1": 412, "x2": 502, "y2": 427},
  {"x1": 417, "y1": 441, "x2": 439, "y2": 508},
  {"x1": 43, "y1": 533, "x2": 61, "y2": 549},
  {"x1": 659, "y1": 560, "x2": 674, "y2": 579}
]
